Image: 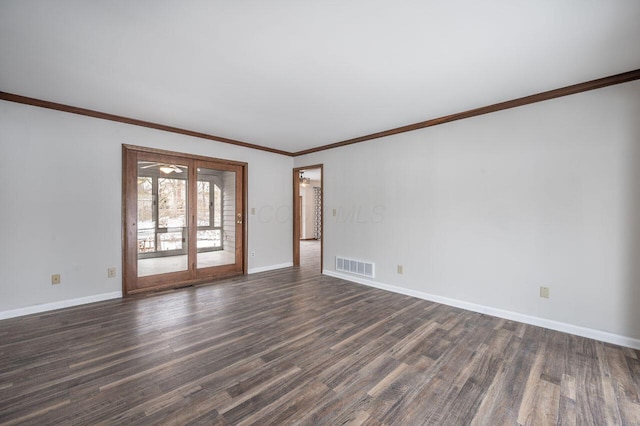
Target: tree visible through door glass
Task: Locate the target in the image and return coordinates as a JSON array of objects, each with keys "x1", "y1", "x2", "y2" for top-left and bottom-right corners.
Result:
[{"x1": 136, "y1": 161, "x2": 189, "y2": 277}]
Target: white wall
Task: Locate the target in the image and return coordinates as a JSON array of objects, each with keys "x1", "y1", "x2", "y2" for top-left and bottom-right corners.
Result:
[
  {"x1": 295, "y1": 80, "x2": 640, "y2": 342},
  {"x1": 0, "y1": 101, "x2": 293, "y2": 313}
]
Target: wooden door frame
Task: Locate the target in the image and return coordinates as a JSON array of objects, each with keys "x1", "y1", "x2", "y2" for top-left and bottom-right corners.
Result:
[
  {"x1": 122, "y1": 144, "x2": 248, "y2": 295},
  {"x1": 293, "y1": 164, "x2": 323, "y2": 271}
]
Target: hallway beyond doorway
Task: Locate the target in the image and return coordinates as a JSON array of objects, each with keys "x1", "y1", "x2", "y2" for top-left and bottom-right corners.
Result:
[
  {"x1": 300, "y1": 240, "x2": 321, "y2": 272},
  {"x1": 293, "y1": 164, "x2": 323, "y2": 271}
]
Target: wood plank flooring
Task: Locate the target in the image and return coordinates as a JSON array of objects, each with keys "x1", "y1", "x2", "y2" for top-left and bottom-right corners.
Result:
[{"x1": 1, "y1": 242, "x2": 639, "y2": 425}]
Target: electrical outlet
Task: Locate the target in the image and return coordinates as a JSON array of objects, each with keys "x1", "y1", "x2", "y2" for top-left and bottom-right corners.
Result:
[
  {"x1": 251, "y1": 251, "x2": 256, "y2": 257},
  {"x1": 51, "y1": 274, "x2": 61, "y2": 285},
  {"x1": 107, "y1": 267, "x2": 116, "y2": 278},
  {"x1": 540, "y1": 286, "x2": 550, "y2": 298},
  {"x1": 397, "y1": 265, "x2": 403, "y2": 275}
]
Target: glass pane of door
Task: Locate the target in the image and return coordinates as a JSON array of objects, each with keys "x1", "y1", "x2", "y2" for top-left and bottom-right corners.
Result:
[
  {"x1": 137, "y1": 161, "x2": 189, "y2": 277},
  {"x1": 137, "y1": 176, "x2": 155, "y2": 253},
  {"x1": 197, "y1": 167, "x2": 236, "y2": 269}
]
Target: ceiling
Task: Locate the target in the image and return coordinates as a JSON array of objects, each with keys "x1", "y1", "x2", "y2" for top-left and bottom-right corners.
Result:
[{"x1": 1, "y1": 1, "x2": 639, "y2": 154}]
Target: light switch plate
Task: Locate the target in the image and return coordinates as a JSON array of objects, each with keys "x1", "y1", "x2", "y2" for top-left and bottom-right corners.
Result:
[{"x1": 540, "y1": 286, "x2": 550, "y2": 298}]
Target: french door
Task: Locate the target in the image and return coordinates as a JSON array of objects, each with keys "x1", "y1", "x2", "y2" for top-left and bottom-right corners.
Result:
[{"x1": 123, "y1": 145, "x2": 246, "y2": 294}]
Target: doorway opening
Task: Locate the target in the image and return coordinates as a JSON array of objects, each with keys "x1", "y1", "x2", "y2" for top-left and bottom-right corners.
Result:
[
  {"x1": 123, "y1": 145, "x2": 247, "y2": 295},
  {"x1": 293, "y1": 165, "x2": 323, "y2": 272}
]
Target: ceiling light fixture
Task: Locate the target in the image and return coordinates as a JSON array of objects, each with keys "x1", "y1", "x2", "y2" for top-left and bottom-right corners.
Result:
[
  {"x1": 299, "y1": 171, "x2": 310, "y2": 187},
  {"x1": 160, "y1": 165, "x2": 175, "y2": 174}
]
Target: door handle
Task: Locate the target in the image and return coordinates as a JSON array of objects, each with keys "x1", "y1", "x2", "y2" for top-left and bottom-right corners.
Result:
[{"x1": 236, "y1": 213, "x2": 243, "y2": 224}]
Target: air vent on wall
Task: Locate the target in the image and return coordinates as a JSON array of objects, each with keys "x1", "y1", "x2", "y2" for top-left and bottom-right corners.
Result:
[{"x1": 336, "y1": 256, "x2": 375, "y2": 279}]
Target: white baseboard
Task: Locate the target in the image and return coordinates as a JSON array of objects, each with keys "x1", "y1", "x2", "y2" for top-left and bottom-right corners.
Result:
[
  {"x1": 248, "y1": 262, "x2": 294, "y2": 274},
  {"x1": 323, "y1": 270, "x2": 640, "y2": 350},
  {"x1": 0, "y1": 291, "x2": 123, "y2": 321}
]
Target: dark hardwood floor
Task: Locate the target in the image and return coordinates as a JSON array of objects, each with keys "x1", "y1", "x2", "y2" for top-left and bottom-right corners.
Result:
[{"x1": 1, "y1": 242, "x2": 639, "y2": 425}]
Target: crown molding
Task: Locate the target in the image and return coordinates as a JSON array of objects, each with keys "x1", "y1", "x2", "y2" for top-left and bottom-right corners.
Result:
[
  {"x1": 293, "y1": 68, "x2": 640, "y2": 156},
  {"x1": 0, "y1": 91, "x2": 293, "y2": 157},
  {"x1": 2, "y1": 68, "x2": 639, "y2": 158}
]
